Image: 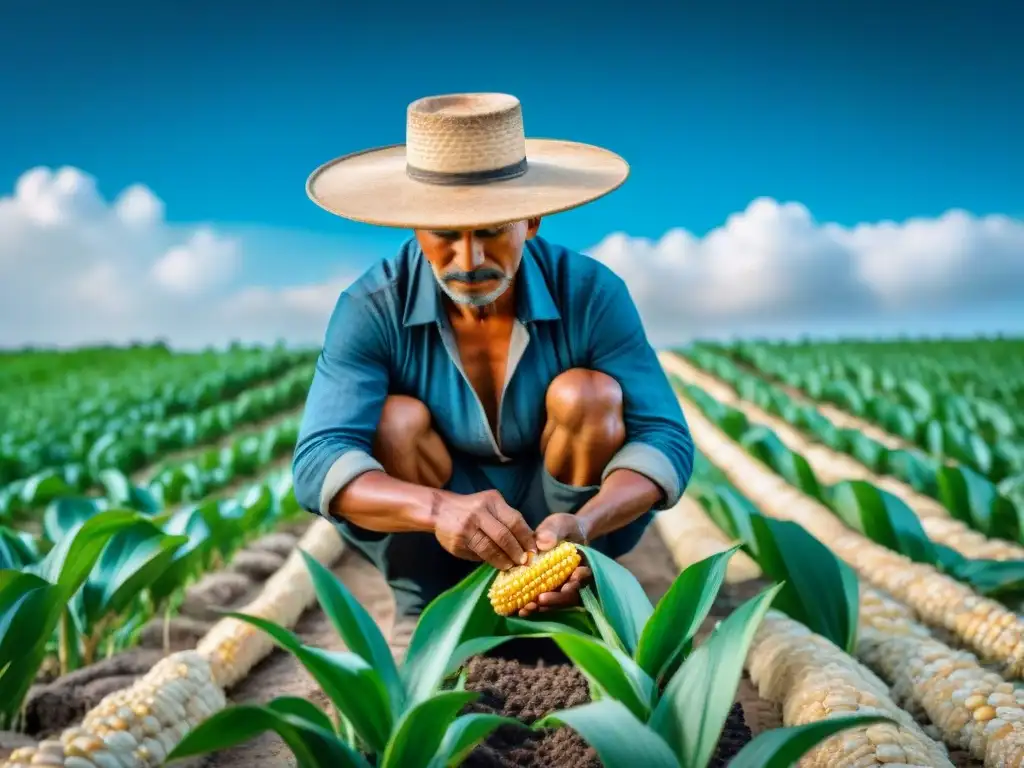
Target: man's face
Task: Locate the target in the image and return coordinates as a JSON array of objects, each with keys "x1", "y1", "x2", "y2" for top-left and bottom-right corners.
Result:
[{"x1": 416, "y1": 218, "x2": 541, "y2": 307}]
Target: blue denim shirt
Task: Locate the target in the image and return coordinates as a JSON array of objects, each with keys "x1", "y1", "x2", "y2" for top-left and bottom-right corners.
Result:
[{"x1": 292, "y1": 235, "x2": 694, "y2": 524}]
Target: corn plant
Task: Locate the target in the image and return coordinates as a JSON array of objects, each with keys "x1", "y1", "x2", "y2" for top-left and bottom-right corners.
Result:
[
  {"x1": 167, "y1": 552, "x2": 532, "y2": 768},
  {"x1": 0, "y1": 510, "x2": 148, "y2": 727},
  {"x1": 510, "y1": 543, "x2": 877, "y2": 768}
]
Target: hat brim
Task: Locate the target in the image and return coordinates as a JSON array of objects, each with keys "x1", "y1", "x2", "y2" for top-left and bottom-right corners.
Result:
[{"x1": 306, "y1": 138, "x2": 629, "y2": 229}]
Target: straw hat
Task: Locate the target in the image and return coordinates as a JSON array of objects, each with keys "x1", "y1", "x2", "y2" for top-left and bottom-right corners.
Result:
[{"x1": 306, "y1": 92, "x2": 630, "y2": 230}]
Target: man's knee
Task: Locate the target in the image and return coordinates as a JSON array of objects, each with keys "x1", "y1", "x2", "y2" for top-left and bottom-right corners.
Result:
[
  {"x1": 542, "y1": 369, "x2": 626, "y2": 485},
  {"x1": 373, "y1": 395, "x2": 452, "y2": 487},
  {"x1": 546, "y1": 368, "x2": 625, "y2": 437},
  {"x1": 376, "y1": 395, "x2": 434, "y2": 446}
]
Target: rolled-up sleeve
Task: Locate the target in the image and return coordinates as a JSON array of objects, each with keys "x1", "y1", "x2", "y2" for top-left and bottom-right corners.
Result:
[
  {"x1": 292, "y1": 292, "x2": 390, "y2": 517},
  {"x1": 584, "y1": 271, "x2": 694, "y2": 510}
]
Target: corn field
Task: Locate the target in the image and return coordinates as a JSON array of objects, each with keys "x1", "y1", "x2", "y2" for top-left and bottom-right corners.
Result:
[{"x1": 2, "y1": 336, "x2": 1023, "y2": 767}]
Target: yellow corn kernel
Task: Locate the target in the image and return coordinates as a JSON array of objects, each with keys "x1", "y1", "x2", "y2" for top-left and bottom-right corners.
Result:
[{"x1": 487, "y1": 541, "x2": 582, "y2": 616}]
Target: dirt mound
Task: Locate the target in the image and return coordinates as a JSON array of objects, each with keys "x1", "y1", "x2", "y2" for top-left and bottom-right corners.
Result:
[{"x1": 459, "y1": 649, "x2": 751, "y2": 768}]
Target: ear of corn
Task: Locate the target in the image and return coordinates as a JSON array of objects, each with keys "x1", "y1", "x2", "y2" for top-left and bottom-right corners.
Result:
[
  {"x1": 1, "y1": 517, "x2": 347, "y2": 768},
  {"x1": 749, "y1": 610, "x2": 955, "y2": 767},
  {"x1": 5, "y1": 651, "x2": 224, "y2": 768},
  {"x1": 857, "y1": 588, "x2": 1024, "y2": 765},
  {"x1": 487, "y1": 541, "x2": 581, "y2": 616},
  {"x1": 198, "y1": 516, "x2": 346, "y2": 688}
]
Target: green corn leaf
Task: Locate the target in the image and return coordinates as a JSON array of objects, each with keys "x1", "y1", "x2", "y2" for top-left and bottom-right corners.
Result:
[
  {"x1": 267, "y1": 696, "x2": 338, "y2": 735},
  {"x1": 844, "y1": 433, "x2": 889, "y2": 473},
  {"x1": 427, "y1": 713, "x2": 525, "y2": 768},
  {"x1": 165, "y1": 701, "x2": 372, "y2": 767},
  {"x1": 43, "y1": 497, "x2": 106, "y2": 543},
  {"x1": 97, "y1": 468, "x2": 133, "y2": 506},
  {"x1": 223, "y1": 611, "x2": 393, "y2": 753},
  {"x1": 580, "y1": 586, "x2": 628, "y2": 653},
  {"x1": 729, "y1": 714, "x2": 893, "y2": 767},
  {"x1": 696, "y1": 487, "x2": 859, "y2": 652},
  {"x1": 301, "y1": 550, "x2": 405, "y2": 716},
  {"x1": 148, "y1": 506, "x2": 215, "y2": 605},
  {"x1": 73, "y1": 520, "x2": 188, "y2": 630},
  {"x1": 29, "y1": 509, "x2": 141, "y2": 596},
  {"x1": 443, "y1": 614, "x2": 598, "y2": 679},
  {"x1": 635, "y1": 546, "x2": 738, "y2": 685},
  {"x1": 501, "y1": 610, "x2": 598, "y2": 638},
  {"x1": 19, "y1": 469, "x2": 73, "y2": 507},
  {"x1": 380, "y1": 690, "x2": 479, "y2": 768},
  {"x1": 649, "y1": 582, "x2": 782, "y2": 768},
  {"x1": 578, "y1": 545, "x2": 654, "y2": 656},
  {"x1": 827, "y1": 480, "x2": 937, "y2": 564},
  {"x1": 535, "y1": 701, "x2": 680, "y2": 768},
  {"x1": 886, "y1": 449, "x2": 938, "y2": 495},
  {"x1": 696, "y1": 485, "x2": 759, "y2": 557},
  {"x1": 936, "y1": 465, "x2": 1018, "y2": 540},
  {"x1": 740, "y1": 428, "x2": 822, "y2": 500},
  {"x1": 0, "y1": 526, "x2": 38, "y2": 569},
  {"x1": 750, "y1": 516, "x2": 859, "y2": 653},
  {"x1": 552, "y1": 633, "x2": 656, "y2": 720},
  {"x1": 0, "y1": 570, "x2": 61, "y2": 726},
  {"x1": 939, "y1": 554, "x2": 1024, "y2": 599},
  {"x1": 401, "y1": 564, "x2": 496, "y2": 709}
]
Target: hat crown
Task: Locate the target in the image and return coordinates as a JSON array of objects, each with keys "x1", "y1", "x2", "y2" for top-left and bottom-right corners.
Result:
[{"x1": 406, "y1": 93, "x2": 527, "y2": 176}]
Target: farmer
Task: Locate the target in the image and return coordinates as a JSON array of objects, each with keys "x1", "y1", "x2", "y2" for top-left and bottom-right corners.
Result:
[{"x1": 292, "y1": 93, "x2": 694, "y2": 658}]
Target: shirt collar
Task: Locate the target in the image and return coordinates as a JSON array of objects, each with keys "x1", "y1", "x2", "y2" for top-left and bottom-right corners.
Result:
[{"x1": 402, "y1": 238, "x2": 561, "y2": 327}]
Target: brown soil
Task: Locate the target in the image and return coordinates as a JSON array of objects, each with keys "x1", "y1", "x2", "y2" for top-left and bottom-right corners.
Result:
[
  {"x1": 458, "y1": 652, "x2": 750, "y2": 768},
  {"x1": 200, "y1": 526, "x2": 767, "y2": 767},
  {"x1": 21, "y1": 526, "x2": 305, "y2": 739}
]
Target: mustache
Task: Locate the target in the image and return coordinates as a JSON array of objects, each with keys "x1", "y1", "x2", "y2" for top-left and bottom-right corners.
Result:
[{"x1": 442, "y1": 268, "x2": 505, "y2": 284}]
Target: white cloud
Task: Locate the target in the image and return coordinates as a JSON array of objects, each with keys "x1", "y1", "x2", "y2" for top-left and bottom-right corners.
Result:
[
  {"x1": 150, "y1": 228, "x2": 241, "y2": 295},
  {"x1": 585, "y1": 197, "x2": 1024, "y2": 344},
  {"x1": 0, "y1": 166, "x2": 354, "y2": 349},
  {"x1": 2, "y1": 167, "x2": 1021, "y2": 350}
]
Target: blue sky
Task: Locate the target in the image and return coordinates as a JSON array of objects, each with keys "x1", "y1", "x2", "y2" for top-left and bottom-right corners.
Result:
[{"x1": 1, "y1": 0, "x2": 1022, "y2": 347}]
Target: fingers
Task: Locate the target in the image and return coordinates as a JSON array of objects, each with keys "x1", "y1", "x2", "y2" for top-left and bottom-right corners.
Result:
[
  {"x1": 518, "y1": 601, "x2": 539, "y2": 617},
  {"x1": 570, "y1": 566, "x2": 592, "y2": 584},
  {"x1": 466, "y1": 528, "x2": 515, "y2": 570},
  {"x1": 535, "y1": 527, "x2": 557, "y2": 552},
  {"x1": 517, "y1": 566, "x2": 593, "y2": 616},
  {"x1": 476, "y1": 508, "x2": 528, "y2": 567},
  {"x1": 537, "y1": 581, "x2": 583, "y2": 610},
  {"x1": 489, "y1": 497, "x2": 537, "y2": 555}
]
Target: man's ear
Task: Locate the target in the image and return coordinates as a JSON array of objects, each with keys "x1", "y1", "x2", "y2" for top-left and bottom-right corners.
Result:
[{"x1": 525, "y1": 217, "x2": 542, "y2": 239}]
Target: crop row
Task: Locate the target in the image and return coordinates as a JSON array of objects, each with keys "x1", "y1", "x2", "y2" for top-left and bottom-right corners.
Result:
[
  {"x1": 678, "y1": 345, "x2": 1024, "y2": 538},
  {"x1": 1, "y1": 346, "x2": 316, "y2": 488},
  {"x1": 698, "y1": 338, "x2": 1024, "y2": 485},
  {"x1": 0, "y1": 364, "x2": 312, "y2": 519},
  {"x1": 0, "y1": 458, "x2": 306, "y2": 729}
]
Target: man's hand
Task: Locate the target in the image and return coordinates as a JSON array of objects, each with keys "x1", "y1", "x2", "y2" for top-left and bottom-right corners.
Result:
[
  {"x1": 433, "y1": 489, "x2": 537, "y2": 570},
  {"x1": 517, "y1": 513, "x2": 593, "y2": 617}
]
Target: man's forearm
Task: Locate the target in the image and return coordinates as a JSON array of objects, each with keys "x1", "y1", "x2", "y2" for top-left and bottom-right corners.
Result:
[
  {"x1": 574, "y1": 468, "x2": 664, "y2": 542},
  {"x1": 328, "y1": 470, "x2": 439, "y2": 533}
]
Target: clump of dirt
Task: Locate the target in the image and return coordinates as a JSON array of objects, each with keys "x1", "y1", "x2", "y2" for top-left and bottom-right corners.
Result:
[
  {"x1": 458, "y1": 643, "x2": 752, "y2": 768},
  {"x1": 246, "y1": 531, "x2": 299, "y2": 558},
  {"x1": 229, "y1": 549, "x2": 286, "y2": 580},
  {"x1": 179, "y1": 572, "x2": 256, "y2": 621}
]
